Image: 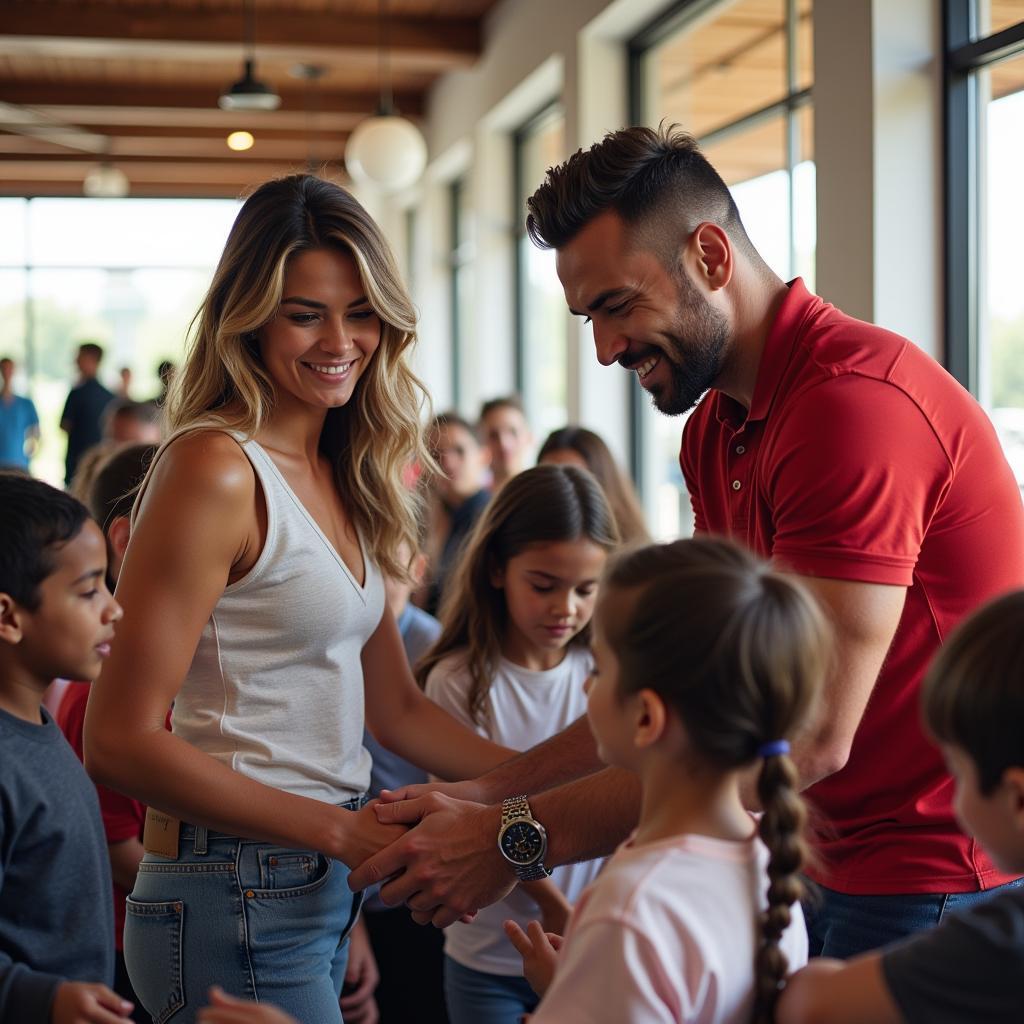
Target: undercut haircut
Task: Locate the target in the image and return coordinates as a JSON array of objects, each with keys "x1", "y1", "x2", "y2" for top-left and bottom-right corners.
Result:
[
  {"x1": 526, "y1": 123, "x2": 761, "y2": 270},
  {"x1": 0, "y1": 473, "x2": 90, "y2": 610}
]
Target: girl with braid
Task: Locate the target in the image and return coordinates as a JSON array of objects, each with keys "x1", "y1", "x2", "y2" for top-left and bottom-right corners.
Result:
[{"x1": 506, "y1": 537, "x2": 830, "y2": 1024}]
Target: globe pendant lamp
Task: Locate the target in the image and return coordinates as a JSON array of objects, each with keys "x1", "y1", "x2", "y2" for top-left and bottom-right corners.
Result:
[
  {"x1": 344, "y1": 0, "x2": 427, "y2": 192},
  {"x1": 219, "y1": 0, "x2": 280, "y2": 111}
]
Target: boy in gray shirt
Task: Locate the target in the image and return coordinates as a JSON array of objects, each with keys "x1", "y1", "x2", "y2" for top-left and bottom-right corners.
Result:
[
  {"x1": 777, "y1": 588, "x2": 1024, "y2": 1024},
  {"x1": 0, "y1": 475, "x2": 131, "y2": 1024}
]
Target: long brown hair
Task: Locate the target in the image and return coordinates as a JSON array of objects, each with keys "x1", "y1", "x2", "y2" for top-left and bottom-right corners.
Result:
[
  {"x1": 602, "y1": 538, "x2": 830, "y2": 1024},
  {"x1": 162, "y1": 173, "x2": 432, "y2": 581},
  {"x1": 417, "y1": 464, "x2": 619, "y2": 723},
  {"x1": 538, "y1": 426, "x2": 649, "y2": 546}
]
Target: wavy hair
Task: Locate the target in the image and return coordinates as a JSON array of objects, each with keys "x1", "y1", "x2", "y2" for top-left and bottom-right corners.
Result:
[
  {"x1": 417, "y1": 464, "x2": 619, "y2": 723},
  {"x1": 602, "y1": 538, "x2": 831, "y2": 1024},
  {"x1": 163, "y1": 174, "x2": 431, "y2": 580}
]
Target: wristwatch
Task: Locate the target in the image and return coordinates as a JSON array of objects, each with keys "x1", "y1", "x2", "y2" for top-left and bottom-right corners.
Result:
[{"x1": 497, "y1": 795, "x2": 551, "y2": 881}]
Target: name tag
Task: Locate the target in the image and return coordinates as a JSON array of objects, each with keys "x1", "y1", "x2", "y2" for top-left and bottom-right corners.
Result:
[{"x1": 143, "y1": 808, "x2": 180, "y2": 859}]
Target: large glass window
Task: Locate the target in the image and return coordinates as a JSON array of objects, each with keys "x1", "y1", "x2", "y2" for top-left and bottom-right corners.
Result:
[
  {"x1": 514, "y1": 104, "x2": 568, "y2": 440},
  {"x1": 946, "y1": 1, "x2": 1024, "y2": 490},
  {"x1": 630, "y1": 0, "x2": 814, "y2": 539},
  {"x1": 0, "y1": 198, "x2": 240, "y2": 485}
]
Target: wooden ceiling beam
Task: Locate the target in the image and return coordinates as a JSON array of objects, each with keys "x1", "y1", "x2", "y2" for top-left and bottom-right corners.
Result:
[
  {"x1": 0, "y1": 5, "x2": 480, "y2": 69},
  {"x1": 0, "y1": 81, "x2": 424, "y2": 117},
  {"x1": 0, "y1": 134, "x2": 347, "y2": 160}
]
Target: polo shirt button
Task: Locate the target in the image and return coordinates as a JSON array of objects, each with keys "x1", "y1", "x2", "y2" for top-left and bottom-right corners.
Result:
[
  {"x1": 732, "y1": 480, "x2": 742, "y2": 491},
  {"x1": 735, "y1": 445, "x2": 745, "y2": 454}
]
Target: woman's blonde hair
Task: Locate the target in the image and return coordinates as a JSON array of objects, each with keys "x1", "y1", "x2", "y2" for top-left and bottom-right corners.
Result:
[
  {"x1": 163, "y1": 174, "x2": 431, "y2": 580},
  {"x1": 417, "y1": 464, "x2": 619, "y2": 723}
]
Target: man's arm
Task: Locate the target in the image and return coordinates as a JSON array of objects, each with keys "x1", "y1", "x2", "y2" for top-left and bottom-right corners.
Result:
[
  {"x1": 776, "y1": 956, "x2": 903, "y2": 1024},
  {"x1": 744, "y1": 576, "x2": 906, "y2": 805},
  {"x1": 349, "y1": 766, "x2": 639, "y2": 928}
]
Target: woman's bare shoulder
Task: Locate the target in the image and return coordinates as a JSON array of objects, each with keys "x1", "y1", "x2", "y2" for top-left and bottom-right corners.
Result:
[{"x1": 144, "y1": 429, "x2": 256, "y2": 513}]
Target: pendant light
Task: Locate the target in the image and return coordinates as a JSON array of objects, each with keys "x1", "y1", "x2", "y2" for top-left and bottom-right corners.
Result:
[
  {"x1": 219, "y1": 0, "x2": 280, "y2": 111},
  {"x1": 83, "y1": 162, "x2": 129, "y2": 198},
  {"x1": 344, "y1": 0, "x2": 427, "y2": 192}
]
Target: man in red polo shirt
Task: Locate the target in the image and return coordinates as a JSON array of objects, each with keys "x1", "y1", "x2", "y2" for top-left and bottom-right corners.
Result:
[{"x1": 349, "y1": 125, "x2": 1024, "y2": 959}]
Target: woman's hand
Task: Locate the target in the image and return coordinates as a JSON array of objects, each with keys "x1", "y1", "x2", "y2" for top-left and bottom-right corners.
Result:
[
  {"x1": 503, "y1": 919, "x2": 562, "y2": 998},
  {"x1": 378, "y1": 778, "x2": 488, "y2": 805},
  {"x1": 335, "y1": 800, "x2": 408, "y2": 869}
]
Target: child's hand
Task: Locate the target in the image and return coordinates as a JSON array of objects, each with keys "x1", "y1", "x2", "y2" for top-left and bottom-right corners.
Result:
[
  {"x1": 538, "y1": 892, "x2": 571, "y2": 936},
  {"x1": 51, "y1": 982, "x2": 133, "y2": 1023},
  {"x1": 340, "y1": 918, "x2": 380, "y2": 1024},
  {"x1": 197, "y1": 987, "x2": 300, "y2": 1023},
  {"x1": 504, "y1": 919, "x2": 562, "y2": 997}
]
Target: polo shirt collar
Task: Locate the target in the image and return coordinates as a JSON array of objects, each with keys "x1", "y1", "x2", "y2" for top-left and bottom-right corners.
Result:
[{"x1": 714, "y1": 277, "x2": 819, "y2": 430}]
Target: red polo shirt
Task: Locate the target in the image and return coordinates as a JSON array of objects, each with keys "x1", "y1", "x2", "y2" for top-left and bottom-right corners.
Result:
[{"x1": 680, "y1": 279, "x2": 1024, "y2": 895}]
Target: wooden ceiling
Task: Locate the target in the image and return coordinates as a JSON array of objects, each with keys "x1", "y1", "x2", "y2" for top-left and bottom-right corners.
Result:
[{"x1": 0, "y1": 0, "x2": 500, "y2": 197}]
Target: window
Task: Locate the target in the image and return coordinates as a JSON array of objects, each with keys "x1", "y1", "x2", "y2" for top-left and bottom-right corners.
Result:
[
  {"x1": 0, "y1": 197, "x2": 240, "y2": 485},
  {"x1": 449, "y1": 178, "x2": 472, "y2": 410},
  {"x1": 629, "y1": 0, "x2": 814, "y2": 539},
  {"x1": 946, "y1": 1, "x2": 1024, "y2": 489},
  {"x1": 514, "y1": 104, "x2": 568, "y2": 440}
]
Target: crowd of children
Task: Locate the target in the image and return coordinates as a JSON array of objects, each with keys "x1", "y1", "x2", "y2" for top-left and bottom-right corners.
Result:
[{"x1": 2, "y1": 164, "x2": 1023, "y2": 1024}]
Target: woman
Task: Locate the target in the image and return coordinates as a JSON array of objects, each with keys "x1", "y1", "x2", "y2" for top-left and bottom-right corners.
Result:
[
  {"x1": 537, "y1": 426, "x2": 650, "y2": 546},
  {"x1": 86, "y1": 175, "x2": 510, "y2": 1022}
]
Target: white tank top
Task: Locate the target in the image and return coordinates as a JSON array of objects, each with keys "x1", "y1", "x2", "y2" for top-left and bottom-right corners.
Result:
[{"x1": 170, "y1": 434, "x2": 383, "y2": 803}]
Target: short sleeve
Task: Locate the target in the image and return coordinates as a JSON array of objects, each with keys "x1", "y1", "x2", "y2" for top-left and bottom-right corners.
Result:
[
  {"x1": 424, "y1": 658, "x2": 486, "y2": 736},
  {"x1": 532, "y1": 918, "x2": 680, "y2": 1024},
  {"x1": 765, "y1": 376, "x2": 952, "y2": 585},
  {"x1": 881, "y1": 892, "x2": 1024, "y2": 1024}
]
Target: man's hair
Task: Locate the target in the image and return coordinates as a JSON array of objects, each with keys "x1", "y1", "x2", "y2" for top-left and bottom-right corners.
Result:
[
  {"x1": 0, "y1": 473, "x2": 90, "y2": 610},
  {"x1": 87, "y1": 442, "x2": 157, "y2": 531},
  {"x1": 78, "y1": 342, "x2": 104, "y2": 362},
  {"x1": 428, "y1": 411, "x2": 478, "y2": 442},
  {"x1": 923, "y1": 589, "x2": 1024, "y2": 794},
  {"x1": 0, "y1": 356, "x2": 13, "y2": 368},
  {"x1": 479, "y1": 395, "x2": 525, "y2": 422},
  {"x1": 526, "y1": 123, "x2": 760, "y2": 268}
]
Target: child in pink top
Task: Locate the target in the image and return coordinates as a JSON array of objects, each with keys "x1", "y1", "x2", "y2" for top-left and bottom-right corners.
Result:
[{"x1": 507, "y1": 537, "x2": 831, "y2": 1024}]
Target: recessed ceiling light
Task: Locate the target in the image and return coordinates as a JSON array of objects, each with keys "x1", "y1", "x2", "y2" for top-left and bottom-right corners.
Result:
[{"x1": 227, "y1": 130, "x2": 255, "y2": 151}]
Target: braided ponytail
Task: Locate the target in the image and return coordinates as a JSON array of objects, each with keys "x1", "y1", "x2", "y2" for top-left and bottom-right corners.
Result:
[{"x1": 753, "y1": 750, "x2": 809, "y2": 1024}]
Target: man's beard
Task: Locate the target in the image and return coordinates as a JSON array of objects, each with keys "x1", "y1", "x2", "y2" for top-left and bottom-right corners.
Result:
[{"x1": 648, "y1": 275, "x2": 729, "y2": 416}]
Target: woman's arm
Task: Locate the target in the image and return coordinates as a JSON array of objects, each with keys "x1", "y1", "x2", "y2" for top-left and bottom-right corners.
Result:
[
  {"x1": 84, "y1": 432, "x2": 402, "y2": 866},
  {"x1": 361, "y1": 612, "x2": 514, "y2": 780}
]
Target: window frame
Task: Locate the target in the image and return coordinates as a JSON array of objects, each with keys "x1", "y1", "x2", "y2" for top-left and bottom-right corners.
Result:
[{"x1": 943, "y1": 1, "x2": 1024, "y2": 393}]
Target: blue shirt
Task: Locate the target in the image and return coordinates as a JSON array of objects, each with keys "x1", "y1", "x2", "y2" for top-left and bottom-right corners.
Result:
[
  {"x1": 0, "y1": 707, "x2": 114, "y2": 1023},
  {"x1": 0, "y1": 394, "x2": 38, "y2": 470}
]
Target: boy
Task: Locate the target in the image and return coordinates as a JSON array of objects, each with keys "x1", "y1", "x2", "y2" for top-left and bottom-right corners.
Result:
[
  {"x1": 777, "y1": 588, "x2": 1024, "y2": 1024},
  {"x1": 0, "y1": 474, "x2": 130, "y2": 1024}
]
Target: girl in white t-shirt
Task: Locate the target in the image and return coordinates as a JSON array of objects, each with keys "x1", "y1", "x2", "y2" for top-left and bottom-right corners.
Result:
[
  {"x1": 508, "y1": 537, "x2": 831, "y2": 1024},
  {"x1": 417, "y1": 463, "x2": 620, "y2": 1024}
]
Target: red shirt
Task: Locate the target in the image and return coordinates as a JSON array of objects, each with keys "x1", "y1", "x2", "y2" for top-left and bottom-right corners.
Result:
[
  {"x1": 56, "y1": 682, "x2": 146, "y2": 950},
  {"x1": 681, "y1": 279, "x2": 1024, "y2": 895}
]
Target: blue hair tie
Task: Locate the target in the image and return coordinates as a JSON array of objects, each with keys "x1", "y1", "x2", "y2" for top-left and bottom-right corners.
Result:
[{"x1": 758, "y1": 739, "x2": 790, "y2": 758}]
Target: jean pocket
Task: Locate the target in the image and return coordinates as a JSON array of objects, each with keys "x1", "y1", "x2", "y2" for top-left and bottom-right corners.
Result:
[
  {"x1": 253, "y1": 848, "x2": 332, "y2": 898},
  {"x1": 124, "y1": 898, "x2": 185, "y2": 1024}
]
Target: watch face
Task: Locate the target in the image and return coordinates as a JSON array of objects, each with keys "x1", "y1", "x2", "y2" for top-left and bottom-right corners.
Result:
[{"x1": 499, "y1": 820, "x2": 545, "y2": 866}]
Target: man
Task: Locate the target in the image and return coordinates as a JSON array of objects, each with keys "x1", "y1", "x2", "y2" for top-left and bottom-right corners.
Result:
[
  {"x1": 0, "y1": 357, "x2": 39, "y2": 471},
  {"x1": 350, "y1": 125, "x2": 1024, "y2": 958},
  {"x1": 60, "y1": 342, "x2": 114, "y2": 486},
  {"x1": 478, "y1": 395, "x2": 533, "y2": 492}
]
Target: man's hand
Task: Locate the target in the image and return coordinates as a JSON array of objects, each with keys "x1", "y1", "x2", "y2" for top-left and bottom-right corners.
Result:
[
  {"x1": 348, "y1": 793, "x2": 515, "y2": 928},
  {"x1": 378, "y1": 778, "x2": 489, "y2": 805},
  {"x1": 340, "y1": 918, "x2": 379, "y2": 1024},
  {"x1": 197, "y1": 986, "x2": 299, "y2": 1023},
  {"x1": 336, "y1": 800, "x2": 408, "y2": 869},
  {"x1": 51, "y1": 982, "x2": 133, "y2": 1024},
  {"x1": 503, "y1": 920, "x2": 562, "y2": 998}
]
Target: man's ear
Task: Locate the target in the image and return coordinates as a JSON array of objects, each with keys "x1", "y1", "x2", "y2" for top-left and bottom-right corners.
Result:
[
  {"x1": 0, "y1": 592, "x2": 25, "y2": 646},
  {"x1": 689, "y1": 222, "x2": 733, "y2": 291},
  {"x1": 633, "y1": 687, "x2": 669, "y2": 750},
  {"x1": 107, "y1": 515, "x2": 132, "y2": 563}
]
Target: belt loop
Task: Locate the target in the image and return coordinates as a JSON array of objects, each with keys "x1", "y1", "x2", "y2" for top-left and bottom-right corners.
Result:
[{"x1": 193, "y1": 825, "x2": 208, "y2": 856}]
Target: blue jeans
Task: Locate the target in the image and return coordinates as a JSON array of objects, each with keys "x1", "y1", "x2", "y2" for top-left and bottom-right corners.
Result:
[
  {"x1": 125, "y1": 802, "x2": 364, "y2": 1024},
  {"x1": 444, "y1": 956, "x2": 539, "y2": 1024},
  {"x1": 804, "y1": 876, "x2": 1024, "y2": 959}
]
